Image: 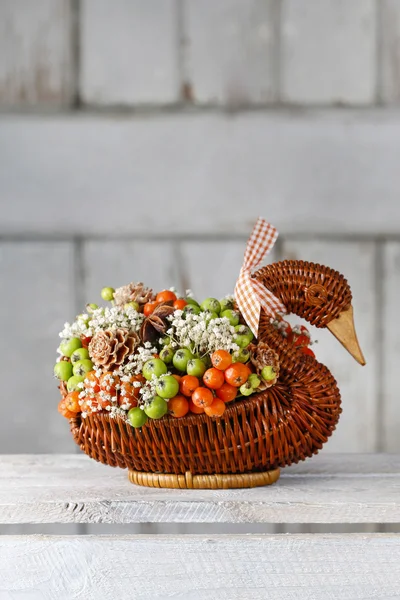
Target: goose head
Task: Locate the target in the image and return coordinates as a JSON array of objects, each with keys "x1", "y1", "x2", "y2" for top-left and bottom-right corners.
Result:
[{"x1": 253, "y1": 260, "x2": 366, "y2": 366}]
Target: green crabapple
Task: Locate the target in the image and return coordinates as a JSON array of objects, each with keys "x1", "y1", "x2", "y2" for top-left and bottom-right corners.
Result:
[
  {"x1": 59, "y1": 337, "x2": 82, "y2": 358},
  {"x1": 155, "y1": 375, "x2": 179, "y2": 399},
  {"x1": 172, "y1": 348, "x2": 194, "y2": 372},
  {"x1": 128, "y1": 407, "x2": 148, "y2": 428},
  {"x1": 101, "y1": 287, "x2": 115, "y2": 302},
  {"x1": 261, "y1": 366, "x2": 277, "y2": 381},
  {"x1": 54, "y1": 361, "x2": 73, "y2": 381},
  {"x1": 142, "y1": 358, "x2": 168, "y2": 380},
  {"x1": 144, "y1": 396, "x2": 168, "y2": 419}
]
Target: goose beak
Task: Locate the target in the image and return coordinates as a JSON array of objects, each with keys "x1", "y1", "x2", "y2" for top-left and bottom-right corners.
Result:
[{"x1": 327, "y1": 305, "x2": 366, "y2": 366}]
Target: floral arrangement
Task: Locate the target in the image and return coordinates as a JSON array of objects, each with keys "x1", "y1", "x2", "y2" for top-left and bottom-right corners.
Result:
[{"x1": 55, "y1": 281, "x2": 315, "y2": 427}]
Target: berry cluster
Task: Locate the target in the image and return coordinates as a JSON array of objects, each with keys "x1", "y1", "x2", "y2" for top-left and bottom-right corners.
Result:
[
  {"x1": 55, "y1": 282, "x2": 313, "y2": 427},
  {"x1": 125, "y1": 346, "x2": 274, "y2": 428},
  {"x1": 271, "y1": 315, "x2": 315, "y2": 357}
]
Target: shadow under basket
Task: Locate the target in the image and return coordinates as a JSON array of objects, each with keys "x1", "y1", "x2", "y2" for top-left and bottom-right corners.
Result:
[{"x1": 69, "y1": 378, "x2": 341, "y2": 489}]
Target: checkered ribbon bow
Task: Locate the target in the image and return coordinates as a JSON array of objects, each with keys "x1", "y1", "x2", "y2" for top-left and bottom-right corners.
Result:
[{"x1": 234, "y1": 218, "x2": 286, "y2": 338}]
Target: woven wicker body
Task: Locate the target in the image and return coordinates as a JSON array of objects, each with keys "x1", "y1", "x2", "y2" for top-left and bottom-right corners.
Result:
[{"x1": 67, "y1": 260, "x2": 356, "y2": 487}]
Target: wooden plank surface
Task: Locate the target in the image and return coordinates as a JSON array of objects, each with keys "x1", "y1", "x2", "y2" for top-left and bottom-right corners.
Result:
[
  {"x1": 0, "y1": 534, "x2": 399, "y2": 599},
  {"x1": 0, "y1": 454, "x2": 399, "y2": 525},
  {"x1": 282, "y1": 240, "x2": 377, "y2": 453},
  {"x1": 0, "y1": 0, "x2": 73, "y2": 107},
  {"x1": 2, "y1": 112, "x2": 400, "y2": 236}
]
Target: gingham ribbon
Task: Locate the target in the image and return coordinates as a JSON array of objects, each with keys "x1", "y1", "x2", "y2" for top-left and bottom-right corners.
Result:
[{"x1": 234, "y1": 218, "x2": 286, "y2": 338}]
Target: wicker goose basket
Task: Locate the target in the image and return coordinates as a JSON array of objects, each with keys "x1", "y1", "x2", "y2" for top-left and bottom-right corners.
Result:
[{"x1": 64, "y1": 260, "x2": 365, "y2": 489}]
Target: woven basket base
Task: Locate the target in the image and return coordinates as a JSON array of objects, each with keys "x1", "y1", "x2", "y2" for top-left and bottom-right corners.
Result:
[{"x1": 128, "y1": 468, "x2": 281, "y2": 489}]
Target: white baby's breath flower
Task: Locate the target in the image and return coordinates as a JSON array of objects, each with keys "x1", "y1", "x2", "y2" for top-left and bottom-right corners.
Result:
[
  {"x1": 167, "y1": 310, "x2": 238, "y2": 355},
  {"x1": 109, "y1": 405, "x2": 129, "y2": 422},
  {"x1": 120, "y1": 345, "x2": 158, "y2": 377},
  {"x1": 59, "y1": 305, "x2": 144, "y2": 342}
]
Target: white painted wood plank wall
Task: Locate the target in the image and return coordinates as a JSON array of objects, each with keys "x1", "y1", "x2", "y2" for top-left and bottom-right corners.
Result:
[
  {"x1": 183, "y1": 0, "x2": 278, "y2": 105},
  {"x1": 0, "y1": 243, "x2": 77, "y2": 454},
  {"x1": 179, "y1": 240, "x2": 269, "y2": 300},
  {"x1": 381, "y1": 0, "x2": 400, "y2": 103},
  {"x1": 383, "y1": 243, "x2": 400, "y2": 453},
  {"x1": 281, "y1": 0, "x2": 377, "y2": 104},
  {"x1": 80, "y1": 0, "x2": 179, "y2": 106},
  {"x1": 2, "y1": 0, "x2": 400, "y2": 108},
  {"x1": 0, "y1": 0, "x2": 73, "y2": 107},
  {"x1": 2, "y1": 113, "x2": 400, "y2": 236},
  {"x1": 83, "y1": 241, "x2": 182, "y2": 301}
]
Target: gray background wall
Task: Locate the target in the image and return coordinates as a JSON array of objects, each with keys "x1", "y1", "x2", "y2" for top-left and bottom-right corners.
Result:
[{"x1": 1, "y1": 0, "x2": 400, "y2": 462}]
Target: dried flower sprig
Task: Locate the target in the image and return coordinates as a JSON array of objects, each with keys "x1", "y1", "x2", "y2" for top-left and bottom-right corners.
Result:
[
  {"x1": 59, "y1": 305, "x2": 144, "y2": 342},
  {"x1": 115, "y1": 342, "x2": 159, "y2": 378},
  {"x1": 138, "y1": 374, "x2": 171, "y2": 408},
  {"x1": 166, "y1": 310, "x2": 239, "y2": 357}
]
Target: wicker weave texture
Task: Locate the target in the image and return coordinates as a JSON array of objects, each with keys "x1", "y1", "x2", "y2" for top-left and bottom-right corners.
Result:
[
  {"x1": 128, "y1": 468, "x2": 281, "y2": 489},
  {"x1": 68, "y1": 260, "x2": 348, "y2": 476}
]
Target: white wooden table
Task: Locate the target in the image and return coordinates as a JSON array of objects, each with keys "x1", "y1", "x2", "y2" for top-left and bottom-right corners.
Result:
[{"x1": 1, "y1": 453, "x2": 400, "y2": 599}]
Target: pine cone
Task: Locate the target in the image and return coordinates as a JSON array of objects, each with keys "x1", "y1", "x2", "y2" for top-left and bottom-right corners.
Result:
[
  {"x1": 249, "y1": 342, "x2": 280, "y2": 390},
  {"x1": 114, "y1": 282, "x2": 155, "y2": 308},
  {"x1": 89, "y1": 328, "x2": 140, "y2": 370}
]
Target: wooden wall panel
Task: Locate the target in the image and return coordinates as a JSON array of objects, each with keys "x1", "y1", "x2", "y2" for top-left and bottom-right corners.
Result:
[
  {"x1": 381, "y1": 0, "x2": 400, "y2": 103},
  {"x1": 178, "y1": 239, "x2": 276, "y2": 301},
  {"x1": 83, "y1": 240, "x2": 181, "y2": 302},
  {"x1": 281, "y1": 0, "x2": 376, "y2": 104},
  {"x1": 2, "y1": 113, "x2": 400, "y2": 237},
  {"x1": 81, "y1": 0, "x2": 178, "y2": 105},
  {"x1": 383, "y1": 243, "x2": 400, "y2": 451},
  {"x1": 0, "y1": 0, "x2": 73, "y2": 107},
  {"x1": 0, "y1": 242, "x2": 77, "y2": 453},
  {"x1": 184, "y1": 0, "x2": 277, "y2": 105}
]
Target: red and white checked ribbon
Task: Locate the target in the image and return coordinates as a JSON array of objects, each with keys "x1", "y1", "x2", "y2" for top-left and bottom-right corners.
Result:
[{"x1": 234, "y1": 218, "x2": 286, "y2": 338}]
